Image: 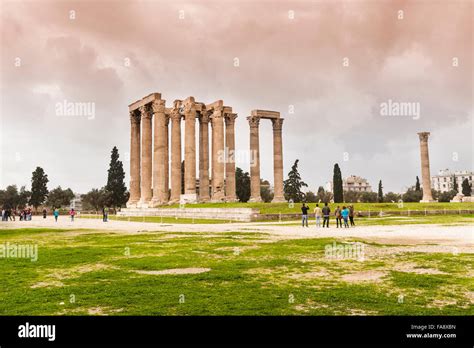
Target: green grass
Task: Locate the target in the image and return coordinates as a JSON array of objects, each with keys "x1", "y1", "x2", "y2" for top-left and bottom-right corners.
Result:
[
  {"x1": 79, "y1": 215, "x2": 231, "y2": 224},
  {"x1": 152, "y1": 202, "x2": 474, "y2": 214},
  {"x1": 0, "y1": 227, "x2": 472, "y2": 315},
  {"x1": 266, "y1": 214, "x2": 474, "y2": 226}
]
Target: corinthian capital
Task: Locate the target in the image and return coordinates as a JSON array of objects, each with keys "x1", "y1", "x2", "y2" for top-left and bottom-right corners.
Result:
[
  {"x1": 152, "y1": 99, "x2": 166, "y2": 114},
  {"x1": 418, "y1": 132, "x2": 430, "y2": 142},
  {"x1": 225, "y1": 113, "x2": 238, "y2": 126},
  {"x1": 247, "y1": 116, "x2": 260, "y2": 128},
  {"x1": 139, "y1": 104, "x2": 152, "y2": 119},
  {"x1": 129, "y1": 110, "x2": 141, "y2": 124},
  {"x1": 272, "y1": 118, "x2": 284, "y2": 131}
]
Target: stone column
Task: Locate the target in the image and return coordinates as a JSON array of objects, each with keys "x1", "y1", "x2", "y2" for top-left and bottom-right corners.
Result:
[
  {"x1": 169, "y1": 104, "x2": 182, "y2": 203},
  {"x1": 184, "y1": 98, "x2": 197, "y2": 196},
  {"x1": 225, "y1": 113, "x2": 238, "y2": 202},
  {"x1": 271, "y1": 118, "x2": 285, "y2": 202},
  {"x1": 127, "y1": 110, "x2": 141, "y2": 207},
  {"x1": 164, "y1": 115, "x2": 170, "y2": 203},
  {"x1": 150, "y1": 100, "x2": 166, "y2": 207},
  {"x1": 418, "y1": 132, "x2": 434, "y2": 202},
  {"x1": 139, "y1": 104, "x2": 153, "y2": 206},
  {"x1": 211, "y1": 108, "x2": 225, "y2": 201},
  {"x1": 199, "y1": 111, "x2": 210, "y2": 202},
  {"x1": 248, "y1": 116, "x2": 262, "y2": 202}
]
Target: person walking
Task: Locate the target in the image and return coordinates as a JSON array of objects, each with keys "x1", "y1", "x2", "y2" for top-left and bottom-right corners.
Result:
[
  {"x1": 53, "y1": 208, "x2": 59, "y2": 222},
  {"x1": 335, "y1": 206, "x2": 342, "y2": 228},
  {"x1": 341, "y1": 206, "x2": 350, "y2": 228},
  {"x1": 102, "y1": 207, "x2": 108, "y2": 222},
  {"x1": 69, "y1": 208, "x2": 76, "y2": 222},
  {"x1": 314, "y1": 203, "x2": 322, "y2": 227},
  {"x1": 301, "y1": 203, "x2": 309, "y2": 228},
  {"x1": 42, "y1": 208, "x2": 47, "y2": 219},
  {"x1": 322, "y1": 202, "x2": 330, "y2": 228},
  {"x1": 349, "y1": 205, "x2": 355, "y2": 227}
]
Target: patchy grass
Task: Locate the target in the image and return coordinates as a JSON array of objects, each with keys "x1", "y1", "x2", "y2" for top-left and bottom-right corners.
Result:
[{"x1": 0, "y1": 228, "x2": 472, "y2": 315}]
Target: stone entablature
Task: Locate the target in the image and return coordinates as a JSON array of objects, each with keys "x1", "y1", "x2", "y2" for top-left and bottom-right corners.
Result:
[{"x1": 126, "y1": 93, "x2": 284, "y2": 207}]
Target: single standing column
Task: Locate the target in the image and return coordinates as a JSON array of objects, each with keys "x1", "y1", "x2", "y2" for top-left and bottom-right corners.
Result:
[
  {"x1": 169, "y1": 105, "x2": 182, "y2": 203},
  {"x1": 211, "y1": 109, "x2": 225, "y2": 201},
  {"x1": 150, "y1": 100, "x2": 166, "y2": 207},
  {"x1": 225, "y1": 113, "x2": 238, "y2": 202},
  {"x1": 418, "y1": 132, "x2": 434, "y2": 202},
  {"x1": 272, "y1": 118, "x2": 285, "y2": 202},
  {"x1": 248, "y1": 116, "x2": 262, "y2": 202},
  {"x1": 164, "y1": 115, "x2": 170, "y2": 203},
  {"x1": 127, "y1": 110, "x2": 141, "y2": 207},
  {"x1": 184, "y1": 99, "x2": 197, "y2": 196},
  {"x1": 199, "y1": 112, "x2": 210, "y2": 202},
  {"x1": 139, "y1": 105, "x2": 153, "y2": 206}
]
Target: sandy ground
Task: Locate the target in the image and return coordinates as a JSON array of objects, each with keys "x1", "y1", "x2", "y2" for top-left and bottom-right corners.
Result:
[{"x1": 0, "y1": 217, "x2": 473, "y2": 248}]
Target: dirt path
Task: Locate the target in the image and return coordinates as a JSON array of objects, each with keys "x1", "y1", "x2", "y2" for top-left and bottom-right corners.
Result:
[{"x1": 1, "y1": 217, "x2": 473, "y2": 247}]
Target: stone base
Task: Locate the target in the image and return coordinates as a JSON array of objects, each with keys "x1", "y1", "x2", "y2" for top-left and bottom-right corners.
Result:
[
  {"x1": 419, "y1": 200, "x2": 437, "y2": 203},
  {"x1": 249, "y1": 197, "x2": 262, "y2": 203},
  {"x1": 271, "y1": 196, "x2": 286, "y2": 203},
  {"x1": 126, "y1": 200, "x2": 139, "y2": 208},
  {"x1": 225, "y1": 197, "x2": 239, "y2": 203},
  {"x1": 180, "y1": 193, "x2": 197, "y2": 205}
]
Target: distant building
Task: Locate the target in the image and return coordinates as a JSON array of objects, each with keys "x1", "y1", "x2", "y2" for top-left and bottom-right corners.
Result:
[
  {"x1": 70, "y1": 194, "x2": 83, "y2": 211},
  {"x1": 326, "y1": 175, "x2": 372, "y2": 193},
  {"x1": 431, "y1": 169, "x2": 473, "y2": 193}
]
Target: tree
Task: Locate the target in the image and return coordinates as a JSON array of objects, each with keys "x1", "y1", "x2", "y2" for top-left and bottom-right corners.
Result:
[
  {"x1": 235, "y1": 167, "x2": 250, "y2": 202},
  {"x1": 344, "y1": 190, "x2": 361, "y2": 203},
  {"x1": 1, "y1": 185, "x2": 19, "y2": 209},
  {"x1": 305, "y1": 191, "x2": 318, "y2": 203},
  {"x1": 283, "y1": 159, "x2": 308, "y2": 203},
  {"x1": 360, "y1": 192, "x2": 378, "y2": 203},
  {"x1": 402, "y1": 188, "x2": 423, "y2": 202},
  {"x1": 82, "y1": 188, "x2": 111, "y2": 211},
  {"x1": 377, "y1": 180, "x2": 383, "y2": 203},
  {"x1": 438, "y1": 190, "x2": 457, "y2": 202},
  {"x1": 384, "y1": 192, "x2": 401, "y2": 203},
  {"x1": 452, "y1": 175, "x2": 458, "y2": 193},
  {"x1": 46, "y1": 186, "x2": 74, "y2": 208},
  {"x1": 105, "y1": 147, "x2": 128, "y2": 209},
  {"x1": 30, "y1": 167, "x2": 49, "y2": 210},
  {"x1": 415, "y1": 176, "x2": 421, "y2": 191},
  {"x1": 316, "y1": 186, "x2": 333, "y2": 203},
  {"x1": 18, "y1": 186, "x2": 31, "y2": 208},
  {"x1": 260, "y1": 181, "x2": 274, "y2": 203},
  {"x1": 333, "y1": 163, "x2": 343, "y2": 203},
  {"x1": 461, "y1": 179, "x2": 472, "y2": 196}
]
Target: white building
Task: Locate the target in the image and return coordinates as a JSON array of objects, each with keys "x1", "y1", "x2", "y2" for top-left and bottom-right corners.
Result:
[
  {"x1": 431, "y1": 169, "x2": 473, "y2": 193},
  {"x1": 70, "y1": 194, "x2": 83, "y2": 211},
  {"x1": 326, "y1": 175, "x2": 372, "y2": 193}
]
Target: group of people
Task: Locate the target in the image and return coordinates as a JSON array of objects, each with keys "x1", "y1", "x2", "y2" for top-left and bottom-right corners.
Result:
[
  {"x1": 1, "y1": 208, "x2": 33, "y2": 221},
  {"x1": 301, "y1": 203, "x2": 355, "y2": 228}
]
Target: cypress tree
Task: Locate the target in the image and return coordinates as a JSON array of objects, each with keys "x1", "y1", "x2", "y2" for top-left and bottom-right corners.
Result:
[
  {"x1": 105, "y1": 146, "x2": 128, "y2": 209},
  {"x1": 378, "y1": 180, "x2": 383, "y2": 203},
  {"x1": 30, "y1": 167, "x2": 49, "y2": 210},
  {"x1": 333, "y1": 163, "x2": 344, "y2": 203}
]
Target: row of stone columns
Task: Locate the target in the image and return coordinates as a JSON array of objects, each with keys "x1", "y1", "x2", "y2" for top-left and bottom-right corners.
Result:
[{"x1": 127, "y1": 95, "x2": 240, "y2": 207}]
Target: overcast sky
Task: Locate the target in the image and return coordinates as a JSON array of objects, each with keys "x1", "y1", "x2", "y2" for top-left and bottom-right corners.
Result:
[{"x1": 1, "y1": 0, "x2": 472, "y2": 194}]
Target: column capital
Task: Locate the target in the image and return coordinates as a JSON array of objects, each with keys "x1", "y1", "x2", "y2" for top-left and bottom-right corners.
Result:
[
  {"x1": 418, "y1": 132, "x2": 430, "y2": 142},
  {"x1": 129, "y1": 110, "x2": 141, "y2": 124},
  {"x1": 139, "y1": 104, "x2": 153, "y2": 120},
  {"x1": 247, "y1": 116, "x2": 260, "y2": 128},
  {"x1": 170, "y1": 109, "x2": 182, "y2": 122},
  {"x1": 151, "y1": 99, "x2": 166, "y2": 114},
  {"x1": 200, "y1": 110, "x2": 211, "y2": 124},
  {"x1": 225, "y1": 113, "x2": 238, "y2": 126},
  {"x1": 271, "y1": 118, "x2": 284, "y2": 131},
  {"x1": 212, "y1": 108, "x2": 224, "y2": 119}
]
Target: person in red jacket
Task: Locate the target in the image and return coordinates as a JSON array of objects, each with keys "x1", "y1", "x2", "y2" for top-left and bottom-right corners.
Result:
[{"x1": 69, "y1": 208, "x2": 76, "y2": 222}]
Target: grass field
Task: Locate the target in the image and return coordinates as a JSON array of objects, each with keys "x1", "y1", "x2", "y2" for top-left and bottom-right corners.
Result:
[
  {"x1": 0, "y1": 227, "x2": 472, "y2": 315},
  {"x1": 152, "y1": 202, "x2": 474, "y2": 214}
]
